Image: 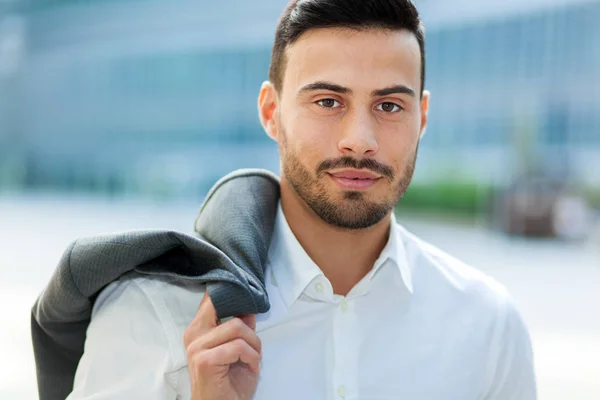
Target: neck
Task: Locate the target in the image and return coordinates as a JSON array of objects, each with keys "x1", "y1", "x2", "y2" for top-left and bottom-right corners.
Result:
[{"x1": 280, "y1": 179, "x2": 391, "y2": 297}]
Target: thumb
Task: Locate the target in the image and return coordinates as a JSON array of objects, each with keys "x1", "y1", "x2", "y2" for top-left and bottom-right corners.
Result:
[
  {"x1": 196, "y1": 291, "x2": 219, "y2": 328},
  {"x1": 184, "y1": 291, "x2": 219, "y2": 347}
]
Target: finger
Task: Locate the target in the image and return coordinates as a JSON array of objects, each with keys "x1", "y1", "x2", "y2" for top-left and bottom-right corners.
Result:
[
  {"x1": 198, "y1": 289, "x2": 210, "y2": 311},
  {"x1": 238, "y1": 314, "x2": 256, "y2": 331},
  {"x1": 198, "y1": 291, "x2": 219, "y2": 325},
  {"x1": 184, "y1": 292, "x2": 218, "y2": 346},
  {"x1": 190, "y1": 316, "x2": 262, "y2": 355},
  {"x1": 203, "y1": 338, "x2": 262, "y2": 374}
]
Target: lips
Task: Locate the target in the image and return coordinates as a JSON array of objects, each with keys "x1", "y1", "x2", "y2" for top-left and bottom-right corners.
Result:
[
  {"x1": 328, "y1": 170, "x2": 381, "y2": 190},
  {"x1": 329, "y1": 170, "x2": 380, "y2": 180}
]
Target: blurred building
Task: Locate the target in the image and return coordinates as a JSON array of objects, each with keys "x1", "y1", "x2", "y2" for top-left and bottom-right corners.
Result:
[{"x1": 0, "y1": 0, "x2": 598, "y2": 197}]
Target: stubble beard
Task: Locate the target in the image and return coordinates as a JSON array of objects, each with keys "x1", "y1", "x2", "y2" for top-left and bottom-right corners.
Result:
[{"x1": 279, "y1": 130, "x2": 418, "y2": 230}]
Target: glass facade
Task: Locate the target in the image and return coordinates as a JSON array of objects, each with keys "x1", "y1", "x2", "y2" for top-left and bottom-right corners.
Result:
[
  {"x1": 424, "y1": 2, "x2": 599, "y2": 147},
  {"x1": 2, "y1": 0, "x2": 598, "y2": 194}
]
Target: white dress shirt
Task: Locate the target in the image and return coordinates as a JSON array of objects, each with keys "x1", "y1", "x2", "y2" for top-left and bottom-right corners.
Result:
[{"x1": 67, "y1": 204, "x2": 536, "y2": 400}]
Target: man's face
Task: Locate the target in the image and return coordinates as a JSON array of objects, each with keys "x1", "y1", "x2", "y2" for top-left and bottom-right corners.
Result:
[{"x1": 260, "y1": 27, "x2": 429, "y2": 230}]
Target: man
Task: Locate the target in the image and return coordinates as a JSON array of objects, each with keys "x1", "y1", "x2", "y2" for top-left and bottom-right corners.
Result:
[{"x1": 67, "y1": 0, "x2": 537, "y2": 399}]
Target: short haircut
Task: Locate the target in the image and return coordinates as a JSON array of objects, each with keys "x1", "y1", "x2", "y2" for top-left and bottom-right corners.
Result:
[{"x1": 269, "y1": 0, "x2": 426, "y2": 97}]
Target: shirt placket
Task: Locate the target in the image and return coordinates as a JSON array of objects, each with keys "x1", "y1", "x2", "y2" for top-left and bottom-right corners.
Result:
[{"x1": 331, "y1": 294, "x2": 360, "y2": 400}]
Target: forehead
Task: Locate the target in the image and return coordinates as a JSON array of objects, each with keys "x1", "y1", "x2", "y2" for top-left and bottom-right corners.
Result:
[{"x1": 282, "y1": 27, "x2": 421, "y2": 95}]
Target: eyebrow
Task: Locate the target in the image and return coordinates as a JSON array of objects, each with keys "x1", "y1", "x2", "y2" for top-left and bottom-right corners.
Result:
[
  {"x1": 297, "y1": 81, "x2": 416, "y2": 98},
  {"x1": 372, "y1": 85, "x2": 416, "y2": 98},
  {"x1": 298, "y1": 81, "x2": 350, "y2": 95}
]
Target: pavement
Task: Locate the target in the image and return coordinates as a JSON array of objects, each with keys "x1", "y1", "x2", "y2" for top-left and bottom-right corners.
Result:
[{"x1": 1, "y1": 194, "x2": 598, "y2": 399}]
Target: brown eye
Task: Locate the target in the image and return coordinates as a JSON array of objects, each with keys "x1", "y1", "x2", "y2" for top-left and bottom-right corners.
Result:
[
  {"x1": 376, "y1": 102, "x2": 401, "y2": 113},
  {"x1": 317, "y1": 99, "x2": 340, "y2": 108}
]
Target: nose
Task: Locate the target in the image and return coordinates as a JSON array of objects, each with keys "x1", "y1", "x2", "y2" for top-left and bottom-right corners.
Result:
[{"x1": 337, "y1": 109, "x2": 379, "y2": 157}]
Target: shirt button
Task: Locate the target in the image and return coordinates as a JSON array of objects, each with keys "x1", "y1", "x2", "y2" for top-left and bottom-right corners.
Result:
[
  {"x1": 337, "y1": 385, "x2": 346, "y2": 398},
  {"x1": 340, "y1": 299, "x2": 348, "y2": 312},
  {"x1": 315, "y1": 282, "x2": 324, "y2": 293}
]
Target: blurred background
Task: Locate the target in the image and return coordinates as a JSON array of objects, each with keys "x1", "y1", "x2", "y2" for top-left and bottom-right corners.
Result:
[{"x1": 0, "y1": 0, "x2": 599, "y2": 399}]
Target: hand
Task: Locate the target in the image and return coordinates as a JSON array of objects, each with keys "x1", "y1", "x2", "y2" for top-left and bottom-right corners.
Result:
[{"x1": 184, "y1": 293, "x2": 262, "y2": 400}]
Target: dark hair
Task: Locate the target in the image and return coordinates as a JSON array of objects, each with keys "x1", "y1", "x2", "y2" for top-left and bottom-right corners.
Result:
[{"x1": 269, "y1": 0, "x2": 426, "y2": 97}]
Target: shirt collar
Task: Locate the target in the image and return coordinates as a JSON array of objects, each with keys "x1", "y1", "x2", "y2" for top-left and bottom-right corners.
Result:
[
  {"x1": 368, "y1": 212, "x2": 414, "y2": 293},
  {"x1": 268, "y1": 203, "x2": 413, "y2": 308},
  {"x1": 268, "y1": 203, "x2": 325, "y2": 308}
]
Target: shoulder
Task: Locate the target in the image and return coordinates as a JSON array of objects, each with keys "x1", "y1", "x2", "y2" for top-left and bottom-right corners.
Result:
[
  {"x1": 93, "y1": 272, "x2": 207, "y2": 370},
  {"x1": 95, "y1": 272, "x2": 206, "y2": 317},
  {"x1": 396, "y1": 223, "x2": 515, "y2": 316},
  {"x1": 396, "y1": 224, "x2": 534, "y2": 382},
  {"x1": 68, "y1": 273, "x2": 206, "y2": 397}
]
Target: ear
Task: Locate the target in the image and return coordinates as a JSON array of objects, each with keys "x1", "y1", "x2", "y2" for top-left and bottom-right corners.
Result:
[
  {"x1": 418, "y1": 90, "x2": 430, "y2": 139},
  {"x1": 258, "y1": 81, "x2": 279, "y2": 142}
]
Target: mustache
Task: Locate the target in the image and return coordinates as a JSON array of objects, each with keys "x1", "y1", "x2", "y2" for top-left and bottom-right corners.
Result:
[{"x1": 316, "y1": 156, "x2": 395, "y2": 180}]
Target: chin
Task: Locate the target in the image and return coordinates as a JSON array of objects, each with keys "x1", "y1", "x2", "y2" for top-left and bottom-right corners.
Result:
[{"x1": 341, "y1": 191, "x2": 367, "y2": 201}]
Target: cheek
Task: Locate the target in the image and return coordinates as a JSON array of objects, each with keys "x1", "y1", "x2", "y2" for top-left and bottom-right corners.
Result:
[
  {"x1": 379, "y1": 130, "x2": 416, "y2": 163},
  {"x1": 289, "y1": 118, "x2": 334, "y2": 159}
]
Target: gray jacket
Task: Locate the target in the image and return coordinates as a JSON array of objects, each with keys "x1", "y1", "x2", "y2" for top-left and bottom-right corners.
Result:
[{"x1": 31, "y1": 169, "x2": 280, "y2": 400}]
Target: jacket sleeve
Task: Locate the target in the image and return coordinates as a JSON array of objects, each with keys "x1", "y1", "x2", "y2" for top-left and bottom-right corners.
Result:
[
  {"x1": 66, "y1": 275, "x2": 179, "y2": 400},
  {"x1": 482, "y1": 294, "x2": 537, "y2": 400}
]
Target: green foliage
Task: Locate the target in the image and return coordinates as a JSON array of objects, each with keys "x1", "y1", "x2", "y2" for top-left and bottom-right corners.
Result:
[
  {"x1": 397, "y1": 181, "x2": 493, "y2": 216},
  {"x1": 586, "y1": 187, "x2": 600, "y2": 210}
]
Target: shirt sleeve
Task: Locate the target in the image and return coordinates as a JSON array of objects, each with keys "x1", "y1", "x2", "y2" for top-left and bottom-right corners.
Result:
[
  {"x1": 66, "y1": 275, "x2": 179, "y2": 400},
  {"x1": 483, "y1": 295, "x2": 537, "y2": 400}
]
